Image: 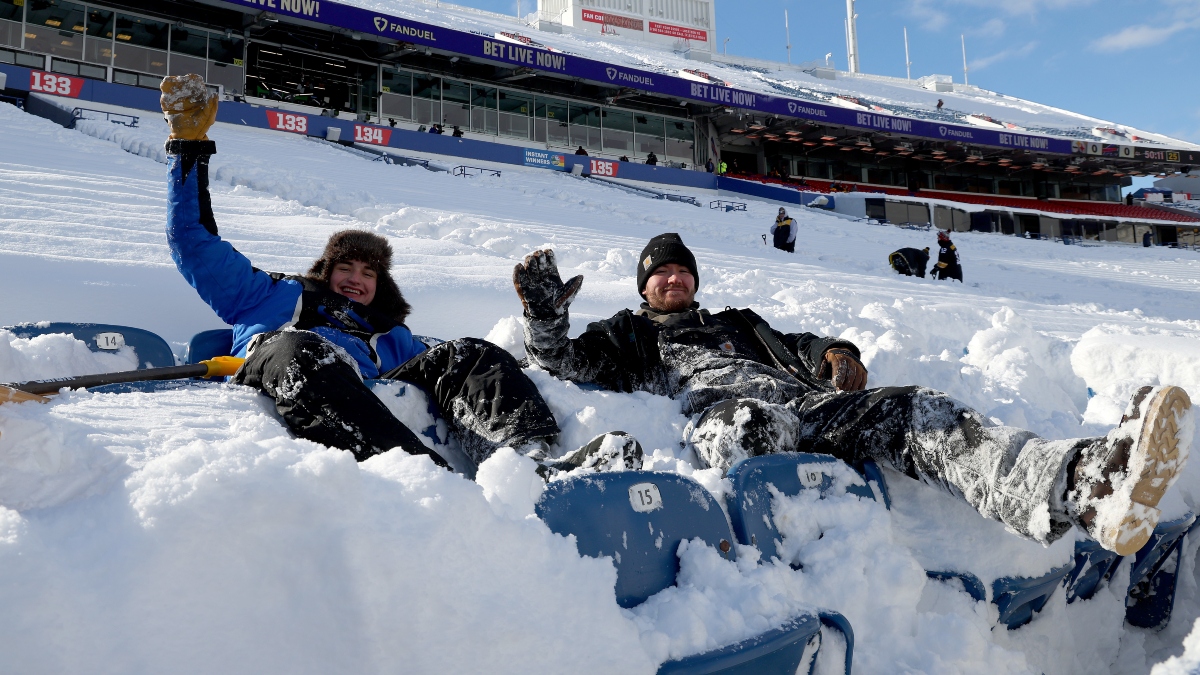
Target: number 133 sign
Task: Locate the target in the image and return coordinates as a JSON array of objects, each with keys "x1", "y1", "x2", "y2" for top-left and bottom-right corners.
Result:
[{"x1": 30, "y1": 71, "x2": 83, "y2": 98}]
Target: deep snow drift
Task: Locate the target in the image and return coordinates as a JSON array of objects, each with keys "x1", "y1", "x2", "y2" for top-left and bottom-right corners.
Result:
[{"x1": 4, "y1": 99, "x2": 1200, "y2": 673}]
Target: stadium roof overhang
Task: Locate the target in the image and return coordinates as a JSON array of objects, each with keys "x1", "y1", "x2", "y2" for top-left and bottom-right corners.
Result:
[{"x1": 94, "y1": 0, "x2": 1200, "y2": 177}]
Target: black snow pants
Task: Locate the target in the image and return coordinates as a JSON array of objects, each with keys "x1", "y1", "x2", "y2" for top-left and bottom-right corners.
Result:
[
  {"x1": 232, "y1": 330, "x2": 560, "y2": 468},
  {"x1": 689, "y1": 387, "x2": 1087, "y2": 544}
]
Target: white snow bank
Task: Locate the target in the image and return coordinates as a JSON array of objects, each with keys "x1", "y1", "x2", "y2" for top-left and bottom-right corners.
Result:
[
  {"x1": 0, "y1": 384, "x2": 657, "y2": 674},
  {"x1": 0, "y1": 328, "x2": 138, "y2": 384},
  {"x1": 1073, "y1": 324, "x2": 1200, "y2": 426},
  {"x1": 1152, "y1": 618, "x2": 1200, "y2": 675}
]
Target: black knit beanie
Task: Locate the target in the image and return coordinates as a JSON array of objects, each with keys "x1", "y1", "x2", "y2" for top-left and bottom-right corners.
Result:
[
  {"x1": 306, "y1": 230, "x2": 411, "y2": 323},
  {"x1": 637, "y1": 233, "x2": 699, "y2": 298}
]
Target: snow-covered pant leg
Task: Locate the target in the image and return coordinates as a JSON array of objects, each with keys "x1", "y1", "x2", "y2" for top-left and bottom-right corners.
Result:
[
  {"x1": 383, "y1": 338, "x2": 560, "y2": 467},
  {"x1": 691, "y1": 388, "x2": 1084, "y2": 544},
  {"x1": 793, "y1": 386, "x2": 1083, "y2": 544},
  {"x1": 232, "y1": 330, "x2": 443, "y2": 465},
  {"x1": 690, "y1": 398, "x2": 800, "y2": 470}
]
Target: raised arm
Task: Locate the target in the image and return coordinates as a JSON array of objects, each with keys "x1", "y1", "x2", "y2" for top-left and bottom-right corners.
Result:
[
  {"x1": 515, "y1": 250, "x2": 658, "y2": 392},
  {"x1": 162, "y1": 75, "x2": 300, "y2": 330}
]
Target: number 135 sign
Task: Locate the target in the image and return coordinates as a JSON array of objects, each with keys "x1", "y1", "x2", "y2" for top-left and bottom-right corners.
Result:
[{"x1": 30, "y1": 71, "x2": 83, "y2": 98}]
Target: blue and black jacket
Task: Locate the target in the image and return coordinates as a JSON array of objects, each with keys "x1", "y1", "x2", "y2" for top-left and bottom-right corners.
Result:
[{"x1": 164, "y1": 140, "x2": 426, "y2": 377}]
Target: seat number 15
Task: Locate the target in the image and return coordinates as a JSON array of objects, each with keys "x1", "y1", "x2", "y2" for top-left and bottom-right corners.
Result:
[{"x1": 628, "y1": 482, "x2": 663, "y2": 513}]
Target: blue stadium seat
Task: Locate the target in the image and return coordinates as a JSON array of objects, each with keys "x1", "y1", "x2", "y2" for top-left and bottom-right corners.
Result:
[
  {"x1": 185, "y1": 329, "x2": 234, "y2": 363},
  {"x1": 5, "y1": 322, "x2": 174, "y2": 369},
  {"x1": 1125, "y1": 513, "x2": 1196, "y2": 629},
  {"x1": 726, "y1": 454, "x2": 1085, "y2": 627},
  {"x1": 536, "y1": 471, "x2": 854, "y2": 674},
  {"x1": 725, "y1": 453, "x2": 878, "y2": 557},
  {"x1": 992, "y1": 564, "x2": 1074, "y2": 629},
  {"x1": 1063, "y1": 540, "x2": 1122, "y2": 604}
]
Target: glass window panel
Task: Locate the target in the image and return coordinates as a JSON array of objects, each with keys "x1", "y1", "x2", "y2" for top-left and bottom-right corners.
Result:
[
  {"x1": 358, "y1": 63, "x2": 377, "y2": 114},
  {"x1": 381, "y1": 68, "x2": 411, "y2": 96},
  {"x1": 86, "y1": 8, "x2": 112, "y2": 38},
  {"x1": 538, "y1": 98, "x2": 569, "y2": 146},
  {"x1": 170, "y1": 26, "x2": 207, "y2": 59},
  {"x1": 442, "y1": 78, "x2": 470, "y2": 104},
  {"x1": 380, "y1": 92, "x2": 412, "y2": 120},
  {"x1": 443, "y1": 100, "x2": 469, "y2": 128},
  {"x1": 866, "y1": 168, "x2": 891, "y2": 185},
  {"x1": 413, "y1": 97, "x2": 437, "y2": 125},
  {"x1": 602, "y1": 110, "x2": 633, "y2": 153},
  {"x1": 533, "y1": 118, "x2": 546, "y2": 143},
  {"x1": 569, "y1": 103, "x2": 601, "y2": 127},
  {"x1": 571, "y1": 125, "x2": 601, "y2": 152},
  {"x1": 0, "y1": 20, "x2": 19, "y2": 48},
  {"x1": 113, "y1": 42, "x2": 166, "y2": 75},
  {"x1": 207, "y1": 34, "x2": 242, "y2": 65},
  {"x1": 498, "y1": 112, "x2": 529, "y2": 139},
  {"x1": 471, "y1": 107, "x2": 497, "y2": 134},
  {"x1": 665, "y1": 119, "x2": 693, "y2": 162},
  {"x1": 413, "y1": 73, "x2": 439, "y2": 99},
  {"x1": 24, "y1": 24, "x2": 82, "y2": 59},
  {"x1": 112, "y1": 69, "x2": 137, "y2": 85},
  {"x1": 498, "y1": 90, "x2": 531, "y2": 115},
  {"x1": 50, "y1": 57, "x2": 78, "y2": 74},
  {"x1": 78, "y1": 62, "x2": 104, "y2": 78},
  {"x1": 26, "y1": 0, "x2": 84, "y2": 32},
  {"x1": 114, "y1": 13, "x2": 167, "y2": 50},
  {"x1": 635, "y1": 114, "x2": 665, "y2": 157},
  {"x1": 206, "y1": 61, "x2": 242, "y2": 95},
  {"x1": 471, "y1": 84, "x2": 496, "y2": 110},
  {"x1": 169, "y1": 52, "x2": 204, "y2": 78},
  {"x1": 0, "y1": 0, "x2": 22, "y2": 23},
  {"x1": 537, "y1": 97, "x2": 567, "y2": 122},
  {"x1": 603, "y1": 109, "x2": 633, "y2": 132}
]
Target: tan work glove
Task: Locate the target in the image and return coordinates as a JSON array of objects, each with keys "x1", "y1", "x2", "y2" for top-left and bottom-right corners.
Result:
[
  {"x1": 160, "y1": 74, "x2": 218, "y2": 140},
  {"x1": 822, "y1": 348, "x2": 867, "y2": 392}
]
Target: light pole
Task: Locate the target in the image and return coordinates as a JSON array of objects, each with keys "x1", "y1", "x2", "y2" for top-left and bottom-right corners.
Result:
[{"x1": 723, "y1": 37, "x2": 730, "y2": 54}]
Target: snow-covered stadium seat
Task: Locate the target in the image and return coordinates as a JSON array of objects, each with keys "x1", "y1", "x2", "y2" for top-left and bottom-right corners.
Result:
[
  {"x1": 536, "y1": 471, "x2": 854, "y2": 675},
  {"x1": 723, "y1": 453, "x2": 1079, "y2": 629},
  {"x1": 991, "y1": 564, "x2": 1074, "y2": 629},
  {"x1": 1125, "y1": 513, "x2": 1196, "y2": 629},
  {"x1": 5, "y1": 322, "x2": 174, "y2": 369}
]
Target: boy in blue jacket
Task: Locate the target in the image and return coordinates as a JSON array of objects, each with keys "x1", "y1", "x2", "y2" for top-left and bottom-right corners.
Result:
[{"x1": 160, "y1": 74, "x2": 566, "y2": 473}]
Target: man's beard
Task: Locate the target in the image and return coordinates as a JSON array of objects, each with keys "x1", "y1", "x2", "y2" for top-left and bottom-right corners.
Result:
[{"x1": 647, "y1": 289, "x2": 694, "y2": 313}]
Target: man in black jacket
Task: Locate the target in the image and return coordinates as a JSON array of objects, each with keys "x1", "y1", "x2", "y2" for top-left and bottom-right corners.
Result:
[
  {"x1": 513, "y1": 233, "x2": 1193, "y2": 555},
  {"x1": 889, "y1": 247, "x2": 929, "y2": 277}
]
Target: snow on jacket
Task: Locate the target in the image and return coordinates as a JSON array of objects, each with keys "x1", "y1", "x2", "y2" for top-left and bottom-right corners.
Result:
[
  {"x1": 770, "y1": 217, "x2": 797, "y2": 247},
  {"x1": 523, "y1": 302, "x2": 859, "y2": 415},
  {"x1": 164, "y1": 140, "x2": 426, "y2": 378}
]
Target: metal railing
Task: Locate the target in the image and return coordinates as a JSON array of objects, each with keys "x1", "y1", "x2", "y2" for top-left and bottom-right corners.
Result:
[
  {"x1": 453, "y1": 165, "x2": 502, "y2": 177},
  {"x1": 71, "y1": 107, "x2": 139, "y2": 128},
  {"x1": 709, "y1": 200, "x2": 746, "y2": 211}
]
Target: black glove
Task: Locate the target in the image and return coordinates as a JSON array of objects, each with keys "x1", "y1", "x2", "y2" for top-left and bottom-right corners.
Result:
[{"x1": 513, "y1": 249, "x2": 583, "y2": 320}]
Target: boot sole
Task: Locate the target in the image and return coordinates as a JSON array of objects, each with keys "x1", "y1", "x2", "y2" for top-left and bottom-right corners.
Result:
[{"x1": 1105, "y1": 386, "x2": 1192, "y2": 556}]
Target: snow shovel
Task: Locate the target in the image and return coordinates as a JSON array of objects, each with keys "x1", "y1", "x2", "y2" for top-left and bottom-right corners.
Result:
[{"x1": 0, "y1": 356, "x2": 245, "y2": 405}]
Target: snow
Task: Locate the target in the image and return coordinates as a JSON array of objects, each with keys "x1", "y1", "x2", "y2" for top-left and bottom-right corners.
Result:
[{"x1": 4, "y1": 90, "x2": 1200, "y2": 673}]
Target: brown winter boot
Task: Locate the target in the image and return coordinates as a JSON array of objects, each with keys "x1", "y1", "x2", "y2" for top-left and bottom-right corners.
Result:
[{"x1": 1067, "y1": 386, "x2": 1193, "y2": 556}]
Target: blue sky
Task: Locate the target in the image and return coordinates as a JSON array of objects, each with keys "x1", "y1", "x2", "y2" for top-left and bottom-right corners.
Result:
[{"x1": 456, "y1": 0, "x2": 1200, "y2": 145}]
